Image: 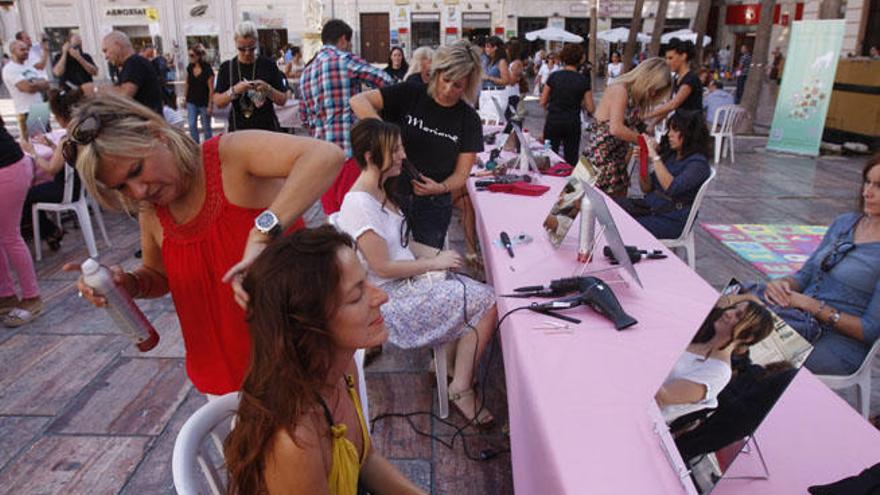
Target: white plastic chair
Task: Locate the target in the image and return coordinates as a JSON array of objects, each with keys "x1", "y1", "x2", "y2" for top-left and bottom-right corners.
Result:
[
  {"x1": 660, "y1": 166, "x2": 717, "y2": 269},
  {"x1": 327, "y1": 212, "x2": 451, "y2": 419},
  {"x1": 816, "y1": 339, "x2": 880, "y2": 419},
  {"x1": 710, "y1": 105, "x2": 748, "y2": 164},
  {"x1": 172, "y1": 350, "x2": 370, "y2": 495},
  {"x1": 172, "y1": 392, "x2": 238, "y2": 495},
  {"x1": 31, "y1": 164, "x2": 111, "y2": 261}
]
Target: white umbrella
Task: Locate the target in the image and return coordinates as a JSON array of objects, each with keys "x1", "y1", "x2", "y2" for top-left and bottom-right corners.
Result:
[
  {"x1": 525, "y1": 27, "x2": 584, "y2": 43},
  {"x1": 660, "y1": 29, "x2": 712, "y2": 47},
  {"x1": 597, "y1": 27, "x2": 650, "y2": 44}
]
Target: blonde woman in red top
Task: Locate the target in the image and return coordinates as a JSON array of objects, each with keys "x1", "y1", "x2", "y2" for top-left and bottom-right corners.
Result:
[{"x1": 66, "y1": 93, "x2": 342, "y2": 396}]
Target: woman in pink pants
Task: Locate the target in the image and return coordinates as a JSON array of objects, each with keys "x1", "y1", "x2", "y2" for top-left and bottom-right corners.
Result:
[{"x1": 0, "y1": 125, "x2": 42, "y2": 327}]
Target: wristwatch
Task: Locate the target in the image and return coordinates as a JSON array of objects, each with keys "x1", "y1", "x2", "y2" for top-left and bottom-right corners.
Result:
[
  {"x1": 254, "y1": 209, "x2": 282, "y2": 239},
  {"x1": 829, "y1": 308, "x2": 842, "y2": 326}
]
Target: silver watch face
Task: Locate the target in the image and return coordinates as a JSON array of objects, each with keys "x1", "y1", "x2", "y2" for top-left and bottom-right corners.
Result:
[{"x1": 256, "y1": 211, "x2": 277, "y2": 231}]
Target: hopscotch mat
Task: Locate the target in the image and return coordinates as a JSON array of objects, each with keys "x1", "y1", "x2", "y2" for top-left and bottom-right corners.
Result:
[{"x1": 701, "y1": 224, "x2": 827, "y2": 278}]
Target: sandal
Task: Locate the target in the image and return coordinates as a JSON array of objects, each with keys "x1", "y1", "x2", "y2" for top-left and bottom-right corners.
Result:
[
  {"x1": 0, "y1": 296, "x2": 21, "y2": 316},
  {"x1": 448, "y1": 387, "x2": 495, "y2": 430},
  {"x1": 2, "y1": 305, "x2": 42, "y2": 328}
]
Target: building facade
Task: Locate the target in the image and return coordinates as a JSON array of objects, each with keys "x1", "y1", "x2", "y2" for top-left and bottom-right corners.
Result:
[{"x1": 1, "y1": 0, "x2": 875, "y2": 81}]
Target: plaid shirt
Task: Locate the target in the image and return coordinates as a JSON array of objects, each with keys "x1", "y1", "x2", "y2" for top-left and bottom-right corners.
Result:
[{"x1": 299, "y1": 45, "x2": 393, "y2": 155}]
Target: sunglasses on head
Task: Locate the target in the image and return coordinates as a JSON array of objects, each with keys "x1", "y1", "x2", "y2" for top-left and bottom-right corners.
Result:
[
  {"x1": 61, "y1": 114, "x2": 107, "y2": 166},
  {"x1": 820, "y1": 241, "x2": 855, "y2": 272}
]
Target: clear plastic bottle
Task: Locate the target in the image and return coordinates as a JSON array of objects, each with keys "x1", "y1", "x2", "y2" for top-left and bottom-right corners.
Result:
[
  {"x1": 81, "y1": 258, "x2": 160, "y2": 352},
  {"x1": 544, "y1": 139, "x2": 552, "y2": 152}
]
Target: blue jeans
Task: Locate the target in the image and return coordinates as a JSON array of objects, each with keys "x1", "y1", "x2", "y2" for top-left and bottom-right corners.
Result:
[
  {"x1": 409, "y1": 193, "x2": 453, "y2": 249},
  {"x1": 187, "y1": 103, "x2": 213, "y2": 143}
]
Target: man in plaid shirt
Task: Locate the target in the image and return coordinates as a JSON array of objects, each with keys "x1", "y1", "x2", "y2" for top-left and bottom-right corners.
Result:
[{"x1": 299, "y1": 19, "x2": 393, "y2": 155}]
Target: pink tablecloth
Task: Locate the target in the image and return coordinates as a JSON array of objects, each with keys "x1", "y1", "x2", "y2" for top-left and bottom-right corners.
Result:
[{"x1": 468, "y1": 176, "x2": 880, "y2": 494}]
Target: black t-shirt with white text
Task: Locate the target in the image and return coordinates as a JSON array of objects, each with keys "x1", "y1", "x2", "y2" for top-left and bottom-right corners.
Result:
[
  {"x1": 52, "y1": 51, "x2": 95, "y2": 89},
  {"x1": 675, "y1": 71, "x2": 703, "y2": 113},
  {"x1": 216, "y1": 56, "x2": 287, "y2": 132},
  {"x1": 118, "y1": 54, "x2": 164, "y2": 115},
  {"x1": 545, "y1": 69, "x2": 591, "y2": 125},
  {"x1": 380, "y1": 82, "x2": 483, "y2": 181}
]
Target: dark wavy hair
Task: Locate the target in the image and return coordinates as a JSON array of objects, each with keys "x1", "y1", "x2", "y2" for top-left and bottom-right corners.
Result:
[
  {"x1": 668, "y1": 110, "x2": 711, "y2": 159},
  {"x1": 350, "y1": 118, "x2": 412, "y2": 246},
  {"x1": 858, "y1": 153, "x2": 880, "y2": 213},
  {"x1": 485, "y1": 36, "x2": 507, "y2": 65},
  {"x1": 386, "y1": 46, "x2": 409, "y2": 72},
  {"x1": 666, "y1": 37, "x2": 696, "y2": 62},
  {"x1": 224, "y1": 226, "x2": 356, "y2": 495},
  {"x1": 691, "y1": 300, "x2": 774, "y2": 353}
]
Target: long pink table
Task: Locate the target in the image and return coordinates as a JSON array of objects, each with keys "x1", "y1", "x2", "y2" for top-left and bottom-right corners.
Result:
[{"x1": 468, "y1": 175, "x2": 880, "y2": 494}]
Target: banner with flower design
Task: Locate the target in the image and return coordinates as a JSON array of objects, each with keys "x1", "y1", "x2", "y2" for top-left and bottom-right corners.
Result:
[{"x1": 767, "y1": 20, "x2": 845, "y2": 156}]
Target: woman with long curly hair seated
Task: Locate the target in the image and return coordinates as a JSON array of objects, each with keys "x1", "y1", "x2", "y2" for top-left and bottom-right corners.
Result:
[{"x1": 224, "y1": 226, "x2": 426, "y2": 495}]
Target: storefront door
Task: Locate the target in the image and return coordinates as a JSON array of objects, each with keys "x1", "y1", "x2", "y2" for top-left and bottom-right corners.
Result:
[{"x1": 360, "y1": 13, "x2": 390, "y2": 63}]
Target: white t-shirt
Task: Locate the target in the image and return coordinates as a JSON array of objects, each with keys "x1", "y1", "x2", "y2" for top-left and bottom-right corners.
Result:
[
  {"x1": 538, "y1": 64, "x2": 559, "y2": 85},
  {"x1": 27, "y1": 45, "x2": 48, "y2": 79},
  {"x1": 337, "y1": 191, "x2": 416, "y2": 286},
  {"x1": 607, "y1": 62, "x2": 623, "y2": 83},
  {"x1": 2, "y1": 61, "x2": 44, "y2": 114},
  {"x1": 660, "y1": 351, "x2": 732, "y2": 424}
]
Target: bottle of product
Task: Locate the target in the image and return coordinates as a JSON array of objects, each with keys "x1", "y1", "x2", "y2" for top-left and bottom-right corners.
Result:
[
  {"x1": 544, "y1": 139, "x2": 552, "y2": 152},
  {"x1": 577, "y1": 195, "x2": 596, "y2": 263},
  {"x1": 80, "y1": 258, "x2": 160, "y2": 352}
]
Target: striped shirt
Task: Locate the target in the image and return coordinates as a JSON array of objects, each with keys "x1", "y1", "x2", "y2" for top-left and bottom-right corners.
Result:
[{"x1": 298, "y1": 45, "x2": 393, "y2": 155}]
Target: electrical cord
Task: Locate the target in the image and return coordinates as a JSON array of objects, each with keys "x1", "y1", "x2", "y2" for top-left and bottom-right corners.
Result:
[{"x1": 369, "y1": 269, "x2": 527, "y2": 462}]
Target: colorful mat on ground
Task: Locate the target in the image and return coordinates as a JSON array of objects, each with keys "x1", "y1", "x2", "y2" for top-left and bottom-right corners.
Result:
[{"x1": 701, "y1": 224, "x2": 828, "y2": 278}]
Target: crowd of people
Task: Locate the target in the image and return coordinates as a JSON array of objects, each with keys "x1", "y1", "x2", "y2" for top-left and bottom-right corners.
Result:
[{"x1": 0, "y1": 17, "x2": 877, "y2": 493}]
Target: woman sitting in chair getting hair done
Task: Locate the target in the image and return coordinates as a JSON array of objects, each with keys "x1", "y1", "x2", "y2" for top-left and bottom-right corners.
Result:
[
  {"x1": 224, "y1": 227, "x2": 426, "y2": 495},
  {"x1": 616, "y1": 110, "x2": 712, "y2": 239},
  {"x1": 335, "y1": 118, "x2": 497, "y2": 428}
]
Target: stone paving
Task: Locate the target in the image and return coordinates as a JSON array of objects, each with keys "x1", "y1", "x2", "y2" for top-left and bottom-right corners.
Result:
[{"x1": 0, "y1": 84, "x2": 876, "y2": 494}]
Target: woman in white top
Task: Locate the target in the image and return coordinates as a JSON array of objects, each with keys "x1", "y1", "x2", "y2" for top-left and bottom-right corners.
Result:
[
  {"x1": 606, "y1": 51, "x2": 623, "y2": 85},
  {"x1": 656, "y1": 298, "x2": 774, "y2": 424},
  {"x1": 336, "y1": 118, "x2": 498, "y2": 428},
  {"x1": 535, "y1": 52, "x2": 559, "y2": 95}
]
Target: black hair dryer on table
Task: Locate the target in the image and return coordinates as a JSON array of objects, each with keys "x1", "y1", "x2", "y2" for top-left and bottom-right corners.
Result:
[{"x1": 532, "y1": 277, "x2": 637, "y2": 330}]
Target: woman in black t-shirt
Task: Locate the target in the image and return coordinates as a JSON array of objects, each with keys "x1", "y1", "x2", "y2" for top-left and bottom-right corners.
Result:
[
  {"x1": 540, "y1": 43, "x2": 594, "y2": 166},
  {"x1": 646, "y1": 38, "x2": 703, "y2": 121},
  {"x1": 384, "y1": 47, "x2": 409, "y2": 83},
  {"x1": 184, "y1": 45, "x2": 215, "y2": 143},
  {"x1": 350, "y1": 41, "x2": 484, "y2": 256}
]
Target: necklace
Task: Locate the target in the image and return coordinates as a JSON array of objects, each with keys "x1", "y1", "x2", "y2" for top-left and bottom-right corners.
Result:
[{"x1": 235, "y1": 58, "x2": 258, "y2": 119}]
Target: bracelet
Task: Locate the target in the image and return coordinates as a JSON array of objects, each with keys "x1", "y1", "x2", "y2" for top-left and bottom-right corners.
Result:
[{"x1": 815, "y1": 300, "x2": 826, "y2": 317}]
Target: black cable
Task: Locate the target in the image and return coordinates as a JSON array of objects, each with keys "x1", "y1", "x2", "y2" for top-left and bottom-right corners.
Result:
[{"x1": 370, "y1": 273, "x2": 526, "y2": 462}]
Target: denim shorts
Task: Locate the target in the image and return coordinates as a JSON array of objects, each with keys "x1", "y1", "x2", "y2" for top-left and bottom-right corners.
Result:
[{"x1": 409, "y1": 193, "x2": 453, "y2": 249}]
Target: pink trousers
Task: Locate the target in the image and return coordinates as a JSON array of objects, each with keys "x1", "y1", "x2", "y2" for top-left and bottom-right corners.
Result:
[{"x1": 0, "y1": 156, "x2": 40, "y2": 299}]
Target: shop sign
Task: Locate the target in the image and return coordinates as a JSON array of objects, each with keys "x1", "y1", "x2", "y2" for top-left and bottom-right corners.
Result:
[
  {"x1": 392, "y1": 6, "x2": 410, "y2": 29},
  {"x1": 105, "y1": 7, "x2": 159, "y2": 21},
  {"x1": 725, "y1": 3, "x2": 804, "y2": 25}
]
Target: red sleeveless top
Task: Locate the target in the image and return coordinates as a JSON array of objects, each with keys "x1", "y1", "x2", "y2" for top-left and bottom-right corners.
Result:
[{"x1": 157, "y1": 136, "x2": 301, "y2": 394}]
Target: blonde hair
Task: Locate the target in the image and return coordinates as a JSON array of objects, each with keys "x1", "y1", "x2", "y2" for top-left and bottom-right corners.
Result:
[
  {"x1": 427, "y1": 40, "x2": 483, "y2": 105},
  {"x1": 611, "y1": 57, "x2": 673, "y2": 114},
  {"x1": 405, "y1": 46, "x2": 433, "y2": 80},
  {"x1": 69, "y1": 93, "x2": 200, "y2": 212}
]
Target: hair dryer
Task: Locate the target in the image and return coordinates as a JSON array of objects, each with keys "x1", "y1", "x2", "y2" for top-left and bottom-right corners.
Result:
[{"x1": 531, "y1": 277, "x2": 637, "y2": 330}]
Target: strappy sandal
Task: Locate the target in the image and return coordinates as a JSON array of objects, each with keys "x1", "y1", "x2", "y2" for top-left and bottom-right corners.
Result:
[
  {"x1": 0, "y1": 296, "x2": 21, "y2": 316},
  {"x1": 448, "y1": 387, "x2": 495, "y2": 430}
]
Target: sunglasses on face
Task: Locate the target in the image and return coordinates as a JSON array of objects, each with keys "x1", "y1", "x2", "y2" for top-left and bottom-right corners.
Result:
[
  {"x1": 820, "y1": 241, "x2": 855, "y2": 272},
  {"x1": 237, "y1": 45, "x2": 257, "y2": 53}
]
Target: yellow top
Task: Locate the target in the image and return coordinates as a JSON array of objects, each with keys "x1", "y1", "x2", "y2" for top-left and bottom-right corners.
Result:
[{"x1": 321, "y1": 374, "x2": 371, "y2": 495}]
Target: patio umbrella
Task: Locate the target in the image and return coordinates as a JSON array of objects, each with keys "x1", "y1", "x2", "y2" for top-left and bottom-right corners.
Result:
[
  {"x1": 524, "y1": 27, "x2": 584, "y2": 43},
  {"x1": 660, "y1": 29, "x2": 712, "y2": 46},
  {"x1": 597, "y1": 27, "x2": 650, "y2": 44}
]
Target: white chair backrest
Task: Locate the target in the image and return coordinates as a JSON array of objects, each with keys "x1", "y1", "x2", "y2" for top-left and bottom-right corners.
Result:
[
  {"x1": 172, "y1": 392, "x2": 240, "y2": 495},
  {"x1": 678, "y1": 165, "x2": 717, "y2": 240},
  {"x1": 851, "y1": 338, "x2": 880, "y2": 379},
  {"x1": 712, "y1": 105, "x2": 747, "y2": 136},
  {"x1": 61, "y1": 163, "x2": 78, "y2": 204}
]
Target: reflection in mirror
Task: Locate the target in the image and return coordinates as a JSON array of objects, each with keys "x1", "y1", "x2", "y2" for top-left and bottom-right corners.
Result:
[{"x1": 653, "y1": 279, "x2": 813, "y2": 494}]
